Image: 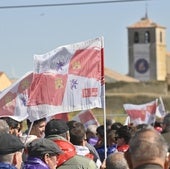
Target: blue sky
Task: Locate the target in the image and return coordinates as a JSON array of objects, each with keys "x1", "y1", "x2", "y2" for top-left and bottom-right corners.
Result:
[{"x1": 0, "y1": 0, "x2": 169, "y2": 78}]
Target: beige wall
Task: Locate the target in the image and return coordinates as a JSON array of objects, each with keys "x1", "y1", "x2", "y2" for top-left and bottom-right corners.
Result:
[
  {"x1": 0, "y1": 73, "x2": 12, "y2": 91},
  {"x1": 156, "y1": 28, "x2": 167, "y2": 81}
]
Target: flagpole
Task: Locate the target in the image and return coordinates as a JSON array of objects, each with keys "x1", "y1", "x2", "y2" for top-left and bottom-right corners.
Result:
[
  {"x1": 21, "y1": 121, "x2": 34, "y2": 154},
  {"x1": 103, "y1": 84, "x2": 107, "y2": 160},
  {"x1": 102, "y1": 36, "x2": 107, "y2": 160},
  {"x1": 25, "y1": 121, "x2": 34, "y2": 143},
  {"x1": 159, "y1": 97, "x2": 166, "y2": 114}
]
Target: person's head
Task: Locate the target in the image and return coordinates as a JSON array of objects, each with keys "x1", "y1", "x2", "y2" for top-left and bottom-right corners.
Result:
[
  {"x1": 67, "y1": 120, "x2": 77, "y2": 131},
  {"x1": 86, "y1": 124, "x2": 98, "y2": 146},
  {"x1": 0, "y1": 119, "x2": 9, "y2": 133},
  {"x1": 107, "y1": 130, "x2": 116, "y2": 147},
  {"x1": 106, "y1": 118, "x2": 115, "y2": 130},
  {"x1": 45, "y1": 119, "x2": 70, "y2": 140},
  {"x1": 115, "y1": 126, "x2": 131, "y2": 146},
  {"x1": 27, "y1": 118, "x2": 46, "y2": 138},
  {"x1": 106, "y1": 152, "x2": 129, "y2": 169},
  {"x1": 162, "y1": 113, "x2": 170, "y2": 131},
  {"x1": 27, "y1": 138, "x2": 62, "y2": 169},
  {"x1": 0, "y1": 132, "x2": 24, "y2": 168},
  {"x1": 69, "y1": 121, "x2": 86, "y2": 146},
  {"x1": 96, "y1": 125, "x2": 104, "y2": 140},
  {"x1": 111, "y1": 122, "x2": 123, "y2": 132},
  {"x1": 1, "y1": 117, "x2": 22, "y2": 136},
  {"x1": 129, "y1": 127, "x2": 168, "y2": 168}
]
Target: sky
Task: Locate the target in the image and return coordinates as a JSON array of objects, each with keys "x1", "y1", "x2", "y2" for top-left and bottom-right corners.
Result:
[{"x1": 0, "y1": 0, "x2": 169, "y2": 79}]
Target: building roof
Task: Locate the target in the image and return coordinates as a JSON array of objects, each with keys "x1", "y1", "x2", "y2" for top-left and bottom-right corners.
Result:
[
  {"x1": 0, "y1": 72, "x2": 3, "y2": 76},
  {"x1": 128, "y1": 16, "x2": 165, "y2": 29},
  {"x1": 104, "y1": 67, "x2": 139, "y2": 83}
]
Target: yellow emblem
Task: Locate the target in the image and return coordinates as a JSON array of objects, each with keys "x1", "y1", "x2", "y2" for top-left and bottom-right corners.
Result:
[
  {"x1": 72, "y1": 61, "x2": 81, "y2": 69},
  {"x1": 55, "y1": 78, "x2": 63, "y2": 89}
]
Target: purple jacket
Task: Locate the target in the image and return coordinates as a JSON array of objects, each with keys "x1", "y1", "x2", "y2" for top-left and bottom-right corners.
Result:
[
  {"x1": 22, "y1": 157, "x2": 49, "y2": 169},
  {"x1": 0, "y1": 162, "x2": 17, "y2": 169}
]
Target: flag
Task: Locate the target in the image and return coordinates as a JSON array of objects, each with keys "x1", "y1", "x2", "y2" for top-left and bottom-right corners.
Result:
[
  {"x1": 51, "y1": 113, "x2": 69, "y2": 121},
  {"x1": 72, "y1": 109, "x2": 100, "y2": 129},
  {"x1": 0, "y1": 72, "x2": 33, "y2": 122},
  {"x1": 123, "y1": 99, "x2": 158, "y2": 126},
  {"x1": 124, "y1": 116, "x2": 130, "y2": 126},
  {"x1": 27, "y1": 37, "x2": 105, "y2": 122},
  {"x1": 156, "y1": 97, "x2": 167, "y2": 118},
  {"x1": 156, "y1": 104, "x2": 166, "y2": 118}
]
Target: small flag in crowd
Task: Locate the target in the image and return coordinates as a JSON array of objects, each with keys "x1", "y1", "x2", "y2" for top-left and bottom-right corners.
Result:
[
  {"x1": 52, "y1": 112, "x2": 69, "y2": 121},
  {"x1": 72, "y1": 109, "x2": 100, "y2": 129},
  {"x1": 0, "y1": 72, "x2": 33, "y2": 122},
  {"x1": 156, "y1": 104, "x2": 166, "y2": 118},
  {"x1": 27, "y1": 37, "x2": 105, "y2": 122},
  {"x1": 123, "y1": 99, "x2": 158, "y2": 126}
]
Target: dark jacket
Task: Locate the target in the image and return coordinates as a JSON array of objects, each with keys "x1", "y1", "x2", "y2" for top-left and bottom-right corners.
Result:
[{"x1": 22, "y1": 157, "x2": 49, "y2": 169}]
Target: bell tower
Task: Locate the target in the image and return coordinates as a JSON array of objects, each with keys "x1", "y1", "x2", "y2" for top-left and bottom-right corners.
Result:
[{"x1": 127, "y1": 14, "x2": 167, "y2": 81}]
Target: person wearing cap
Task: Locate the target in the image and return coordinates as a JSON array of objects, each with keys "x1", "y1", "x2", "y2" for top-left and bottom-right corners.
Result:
[
  {"x1": 45, "y1": 118, "x2": 97, "y2": 169},
  {"x1": 22, "y1": 138, "x2": 62, "y2": 169},
  {"x1": 0, "y1": 132, "x2": 24, "y2": 169},
  {"x1": 162, "y1": 113, "x2": 170, "y2": 151}
]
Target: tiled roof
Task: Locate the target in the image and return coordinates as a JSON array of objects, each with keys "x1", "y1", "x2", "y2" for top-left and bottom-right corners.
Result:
[
  {"x1": 128, "y1": 17, "x2": 165, "y2": 29},
  {"x1": 104, "y1": 67, "x2": 139, "y2": 83}
]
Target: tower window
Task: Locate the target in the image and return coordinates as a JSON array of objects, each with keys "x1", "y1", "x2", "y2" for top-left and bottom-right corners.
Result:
[
  {"x1": 160, "y1": 31, "x2": 162, "y2": 43},
  {"x1": 144, "y1": 31, "x2": 150, "y2": 43},
  {"x1": 134, "y1": 32, "x2": 139, "y2": 43}
]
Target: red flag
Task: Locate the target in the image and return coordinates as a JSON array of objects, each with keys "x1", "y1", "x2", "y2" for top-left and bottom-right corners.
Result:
[
  {"x1": 27, "y1": 37, "x2": 104, "y2": 122},
  {"x1": 123, "y1": 99, "x2": 158, "y2": 126},
  {"x1": 52, "y1": 113, "x2": 69, "y2": 121},
  {"x1": 72, "y1": 109, "x2": 99, "y2": 129}
]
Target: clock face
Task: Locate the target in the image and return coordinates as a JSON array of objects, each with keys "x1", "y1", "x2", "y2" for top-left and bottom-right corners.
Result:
[{"x1": 135, "y1": 58, "x2": 149, "y2": 74}]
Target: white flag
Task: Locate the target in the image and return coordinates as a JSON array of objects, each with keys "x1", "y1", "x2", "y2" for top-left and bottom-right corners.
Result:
[
  {"x1": 27, "y1": 37, "x2": 105, "y2": 122},
  {"x1": 123, "y1": 99, "x2": 158, "y2": 126}
]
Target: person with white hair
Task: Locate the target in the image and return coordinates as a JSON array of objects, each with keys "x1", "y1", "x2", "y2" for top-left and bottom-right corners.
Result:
[
  {"x1": 106, "y1": 152, "x2": 129, "y2": 169},
  {"x1": 129, "y1": 127, "x2": 169, "y2": 169}
]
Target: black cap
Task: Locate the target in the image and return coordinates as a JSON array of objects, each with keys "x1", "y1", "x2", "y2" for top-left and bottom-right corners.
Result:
[
  {"x1": 45, "y1": 119, "x2": 69, "y2": 136},
  {"x1": 27, "y1": 138, "x2": 62, "y2": 157},
  {"x1": 0, "y1": 133, "x2": 24, "y2": 155}
]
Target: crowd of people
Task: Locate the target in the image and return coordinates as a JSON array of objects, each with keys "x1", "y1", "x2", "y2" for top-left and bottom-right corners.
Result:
[{"x1": 0, "y1": 113, "x2": 170, "y2": 169}]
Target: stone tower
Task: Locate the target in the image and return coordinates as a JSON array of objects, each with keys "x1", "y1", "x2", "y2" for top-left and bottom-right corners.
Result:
[{"x1": 127, "y1": 14, "x2": 167, "y2": 81}]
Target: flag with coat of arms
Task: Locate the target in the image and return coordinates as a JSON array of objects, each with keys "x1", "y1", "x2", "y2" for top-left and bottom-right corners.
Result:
[{"x1": 27, "y1": 37, "x2": 105, "y2": 122}]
